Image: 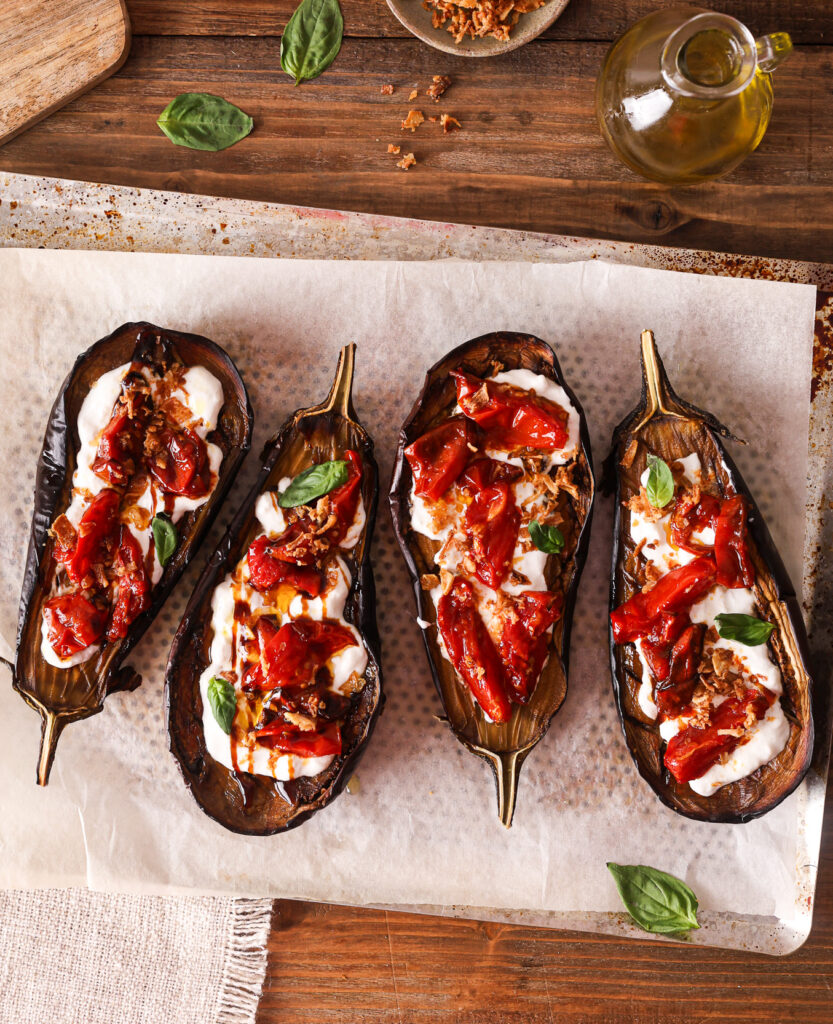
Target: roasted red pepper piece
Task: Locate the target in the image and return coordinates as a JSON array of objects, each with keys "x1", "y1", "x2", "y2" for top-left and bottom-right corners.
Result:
[
  {"x1": 54, "y1": 488, "x2": 120, "y2": 586},
  {"x1": 461, "y1": 458, "x2": 522, "y2": 590},
  {"x1": 637, "y1": 611, "x2": 689, "y2": 683},
  {"x1": 452, "y1": 371, "x2": 569, "y2": 452},
  {"x1": 670, "y1": 491, "x2": 721, "y2": 554},
  {"x1": 106, "y1": 527, "x2": 151, "y2": 641},
  {"x1": 247, "y1": 535, "x2": 323, "y2": 596},
  {"x1": 437, "y1": 576, "x2": 512, "y2": 724},
  {"x1": 664, "y1": 688, "x2": 773, "y2": 784},
  {"x1": 498, "y1": 590, "x2": 562, "y2": 702},
  {"x1": 404, "y1": 417, "x2": 478, "y2": 502},
  {"x1": 611, "y1": 556, "x2": 717, "y2": 643},
  {"x1": 654, "y1": 623, "x2": 705, "y2": 717},
  {"x1": 42, "y1": 593, "x2": 108, "y2": 658},
  {"x1": 147, "y1": 426, "x2": 212, "y2": 498},
  {"x1": 326, "y1": 449, "x2": 363, "y2": 544},
  {"x1": 255, "y1": 617, "x2": 357, "y2": 691},
  {"x1": 714, "y1": 495, "x2": 755, "y2": 589},
  {"x1": 254, "y1": 721, "x2": 342, "y2": 758},
  {"x1": 91, "y1": 409, "x2": 145, "y2": 487}
]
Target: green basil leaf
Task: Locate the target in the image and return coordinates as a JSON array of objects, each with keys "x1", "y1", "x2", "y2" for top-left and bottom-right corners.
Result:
[
  {"x1": 715, "y1": 613, "x2": 775, "y2": 646},
  {"x1": 607, "y1": 863, "x2": 700, "y2": 935},
  {"x1": 528, "y1": 519, "x2": 565, "y2": 554},
  {"x1": 207, "y1": 676, "x2": 237, "y2": 735},
  {"x1": 281, "y1": 0, "x2": 344, "y2": 86},
  {"x1": 157, "y1": 93, "x2": 254, "y2": 151},
  {"x1": 151, "y1": 514, "x2": 178, "y2": 568},
  {"x1": 645, "y1": 454, "x2": 675, "y2": 508},
  {"x1": 278, "y1": 459, "x2": 348, "y2": 508}
]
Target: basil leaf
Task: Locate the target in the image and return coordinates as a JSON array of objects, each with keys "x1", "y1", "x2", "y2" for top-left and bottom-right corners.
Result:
[
  {"x1": 607, "y1": 863, "x2": 700, "y2": 935},
  {"x1": 207, "y1": 676, "x2": 237, "y2": 735},
  {"x1": 157, "y1": 93, "x2": 254, "y2": 151},
  {"x1": 281, "y1": 0, "x2": 344, "y2": 86},
  {"x1": 646, "y1": 454, "x2": 675, "y2": 508},
  {"x1": 528, "y1": 519, "x2": 565, "y2": 554},
  {"x1": 151, "y1": 514, "x2": 178, "y2": 568},
  {"x1": 715, "y1": 613, "x2": 775, "y2": 646},
  {"x1": 278, "y1": 459, "x2": 348, "y2": 508}
]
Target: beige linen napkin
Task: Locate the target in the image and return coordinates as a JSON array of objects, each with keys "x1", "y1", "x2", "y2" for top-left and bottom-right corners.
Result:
[{"x1": 0, "y1": 891, "x2": 272, "y2": 1024}]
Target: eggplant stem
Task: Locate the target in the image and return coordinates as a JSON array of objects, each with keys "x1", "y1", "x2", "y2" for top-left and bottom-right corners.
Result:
[
  {"x1": 37, "y1": 709, "x2": 65, "y2": 786},
  {"x1": 476, "y1": 746, "x2": 529, "y2": 828},
  {"x1": 634, "y1": 330, "x2": 686, "y2": 431},
  {"x1": 320, "y1": 344, "x2": 357, "y2": 420}
]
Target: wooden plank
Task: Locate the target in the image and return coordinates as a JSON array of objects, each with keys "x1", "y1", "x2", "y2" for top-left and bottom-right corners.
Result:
[
  {"x1": 0, "y1": 0, "x2": 130, "y2": 146},
  {"x1": 125, "y1": 0, "x2": 833, "y2": 44},
  {"x1": 1, "y1": 36, "x2": 831, "y2": 263},
  {"x1": 257, "y1": 787, "x2": 833, "y2": 1023}
]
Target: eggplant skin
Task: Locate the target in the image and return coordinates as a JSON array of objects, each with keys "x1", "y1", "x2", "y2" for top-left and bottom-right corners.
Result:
[
  {"x1": 607, "y1": 344, "x2": 814, "y2": 823},
  {"x1": 14, "y1": 322, "x2": 254, "y2": 784},
  {"x1": 389, "y1": 332, "x2": 594, "y2": 824},
  {"x1": 165, "y1": 369, "x2": 383, "y2": 836}
]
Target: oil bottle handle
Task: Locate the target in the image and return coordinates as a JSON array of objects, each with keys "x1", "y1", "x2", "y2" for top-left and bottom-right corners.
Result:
[{"x1": 756, "y1": 32, "x2": 793, "y2": 74}]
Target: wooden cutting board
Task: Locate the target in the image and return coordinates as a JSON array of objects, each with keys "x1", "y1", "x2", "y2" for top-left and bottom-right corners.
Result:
[{"x1": 0, "y1": 0, "x2": 130, "y2": 147}]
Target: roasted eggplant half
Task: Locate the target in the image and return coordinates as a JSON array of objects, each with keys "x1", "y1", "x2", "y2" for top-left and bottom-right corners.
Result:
[
  {"x1": 14, "y1": 321, "x2": 253, "y2": 785},
  {"x1": 607, "y1": 330, "x2": 814, "y2": 823},
  {"x1": 390, "y1": 332, "x2": 594, "y2": 826},
  {"x1": 166, "y1": 345, "x2": 383, "y2": 835}
]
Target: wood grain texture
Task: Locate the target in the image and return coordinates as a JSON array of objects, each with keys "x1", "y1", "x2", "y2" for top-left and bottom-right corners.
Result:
[
  {"x1": 125, "y1": 0, "x2": 833, "y2": 44},
  {"x1": 1, "y1": 35, "x2": 833, "y2": 262},
  {"x1": 0, "y1": 0, "x2": 130, "y2": 146}
]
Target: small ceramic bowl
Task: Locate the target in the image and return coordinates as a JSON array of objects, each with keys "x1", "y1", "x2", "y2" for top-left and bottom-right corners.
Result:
[{"x1": 386, "y1": 0, "x2": 571, "y2": 57}]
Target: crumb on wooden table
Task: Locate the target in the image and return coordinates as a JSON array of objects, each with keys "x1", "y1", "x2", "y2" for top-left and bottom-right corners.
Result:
[
  {"x1": 440, "y1": 113, "x2": 462, "y2": 133},
  {"x1": 408, "y1": 89, "x2": 419, "y2": 101},
  {"x1": 401, "y1": 109, "x2": 425, "y2": 131},
  {"x1": 387, "y1": 144, "x2": 401, "y2": 154},
  {"x1": 380, "y1": 83, "x2": 394, "y2": 95},
  {"x1": 427, "y1": 75, "x2": 452, "y2": 101},
  {"x1": 396, "y1": 152, "x2": 417, "y2": 170}
]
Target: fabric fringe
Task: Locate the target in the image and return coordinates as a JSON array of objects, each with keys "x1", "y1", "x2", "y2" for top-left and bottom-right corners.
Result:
[{"x1": 215, "y1": 899, "x2": 274, "y2": 1024}]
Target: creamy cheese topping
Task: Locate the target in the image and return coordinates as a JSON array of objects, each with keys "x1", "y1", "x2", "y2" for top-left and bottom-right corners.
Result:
[
  {"x1": 198, "y1": 474, "x2": 368, "y2": 781},
  {"x1": 628, "y1": 451, "x2": 787, "y2": 795},
  {"x1": 41, "y1": 359, "x2": 224, "y2": 669}
]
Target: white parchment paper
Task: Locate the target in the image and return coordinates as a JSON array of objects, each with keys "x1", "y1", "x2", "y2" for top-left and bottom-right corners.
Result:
[{"x1": 0, "y1": 250, "x2": 816, "y2": 923}]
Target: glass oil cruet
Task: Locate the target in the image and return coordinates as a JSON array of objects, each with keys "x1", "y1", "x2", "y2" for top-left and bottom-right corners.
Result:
[{"x1": 595, "y1": 6, "x2": 792, "y2": 184}]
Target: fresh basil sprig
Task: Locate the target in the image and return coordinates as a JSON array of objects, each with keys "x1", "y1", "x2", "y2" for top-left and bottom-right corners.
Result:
[
  {"x1": 528, "y1": 520, "x2": 565, "y2": 555},
  {"x1": 157, "y1": 93, "x2": 254, "y2": 151},
  {"x1": 645, "y1": 454, "x2": 675, "y2": 509},
  {"x1": 151, "y1": 514, "x2": 178, "y2": 567},
  {"x1": 715, "y1": 613, "x2": 775, "y2": 646},
  {"x1": 207, "y1": 676, "x2": 237, "y2": 735},
  {"x1": 278, "y1": 459, "x2": 348, "y2": 508},
  {"x1": 281, "y1": 0, "x2": 344, "y2": 86},
  {"x1": 607, "y1": 863, "x2": 700, "y2": 935}
]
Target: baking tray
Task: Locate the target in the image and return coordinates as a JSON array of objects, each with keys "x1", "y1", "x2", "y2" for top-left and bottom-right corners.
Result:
[{"x1": 0, "y1": 171, "x2": 830, "y2": 954}]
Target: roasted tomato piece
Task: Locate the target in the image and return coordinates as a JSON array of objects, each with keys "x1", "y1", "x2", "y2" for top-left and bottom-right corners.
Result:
[
  {"x1": 714, "y1": 495, "x2": 755, "y2": 589},
  {"x1": 254, "y1": 721, "x2": 342, "y2": 758},
  {"x1": 638, "y1": 611, "x2": 689, "y2": 683},
  {"x1": 611, "y1": 556, "x2": 716, "y2": 644},
  {"x1": 664, "y1": 687, "x2": 773, "y2": 784},
  {"x1": 247, "y1": 535, "x2": 323, "y2": 596},
  {"x1": 498, "y1": 590, "x2": 562, "y2": 703},
  {"x1": 147, "y1": 426, "x2": 212, "y2": 498},
  {"x1": 654, "y1": 623, "x2": 705, "y2": 717},
  {"x1": 42, "y1": 593, "x2": 107, "y2": 658},
  {"x1": 106, "y1": 527, "x2": 151, "y2": 641},
  {"x1": 91, "y1": 410, "x2": 144, "y2": 487},
  {"x1": 405, "y1": 417, "x2": 478, "y2": 501},
  {"x1": 54, "y1": 488, "x2": 120, "y2": 586},
  {"x1": 452, "y1": 371, "x2": 569, "y2": 452},
  {"x1": 437, "y1": 576, "x2": 512, "y2": 724},
  {"x1": 669, "y1": 490, "x2": 721, "y2": 554},
  {"x1": 461, "y1": 458, "x2": 522, "y2": 590},
  {"x1": 327, "y1": 449, "x2": 363, "y2": 544},
  {"x1": 255, "y1": 617, "x2": 357, "y2": 691}
]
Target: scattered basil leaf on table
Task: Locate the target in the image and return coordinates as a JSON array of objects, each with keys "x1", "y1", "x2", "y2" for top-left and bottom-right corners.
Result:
[
  {"x1": 156, "y1": 93, "x2": 254, "y2": 151},
  {"x1": 715, "y1": 613, "x2": 775, "y2": 646},
  {"x1": 281, "y1": 0, "x2": 344, "y2": 86},
  {"x1": 207, "y1": 676, "x2": 237, "y2": 735},
  {"x1": 607, "y1": 863, "x2": 700, "y2": 935},
  {"x1": 528, "y1": 519, "x2": 565, "y2": 554},
  {"x1": 278, "y1": 459, "x2": 348, "y2": 508},
  {"x1": 645, "y1": 454, "x2": 675, "y2": 509},
  {"x1": 151, "y1": 514, "x2": 177, "y2": 567}
]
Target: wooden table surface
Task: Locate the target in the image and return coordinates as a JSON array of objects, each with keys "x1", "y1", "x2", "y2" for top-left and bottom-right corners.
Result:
[{"x1": 2, "y1": 1, "x2": 832, "y2": 1020}]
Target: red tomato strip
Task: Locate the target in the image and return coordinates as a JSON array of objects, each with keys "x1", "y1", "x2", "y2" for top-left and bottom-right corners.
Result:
[
  {"x1": 404, "y1": 417, "x2": 477, "y2": 502},
  {"x1": 106, "y1": 527, "x2": 151, "y2": 641},
  {"x1": 654, "y1": 623, "x2": 705, "y2": 717},
  {"x1": 498, "y1": 591, "x2": 562, "y2": 703},
  {"x1": 54, "y1": 488, "x2": 120, "y2": 586},
  {"x1": 255, "y1": 617, "x2": 357, "y2": 691},
  {"x1": 714, "y1": 495, "x2": 755, "y2": 589},
  {"x1": 461, "y1": 458, "x2": 522, "y2": 590},
  {"x1": 91, "y1": 410, "x2": 144, "y2": 487},
  {"x1": 247, "y1": 536, "x2": 323, "y2": 596},
  {"x1": 669, "y1": 491, "x2": 721, "y2": 554},
  {"x1": 42, "y1": 593, "x2": 107, "y2": 659},
  {"x1": 147, "y1": 426, "x2": 211, "y2": 498},
  {"x1": 452, "y1": 371, "x2": 569, "y2": 452},
  {"x1": 610, "y1": 556, "x2": 716, "y2": 644},
  {"x1": 254, "y1": 721, "x2": 342, "y2": 758}
]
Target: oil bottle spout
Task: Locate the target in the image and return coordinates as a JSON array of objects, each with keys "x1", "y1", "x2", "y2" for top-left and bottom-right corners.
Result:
[{"x1": 756, "y1": 32, "x2": 792, "y2": 74}]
